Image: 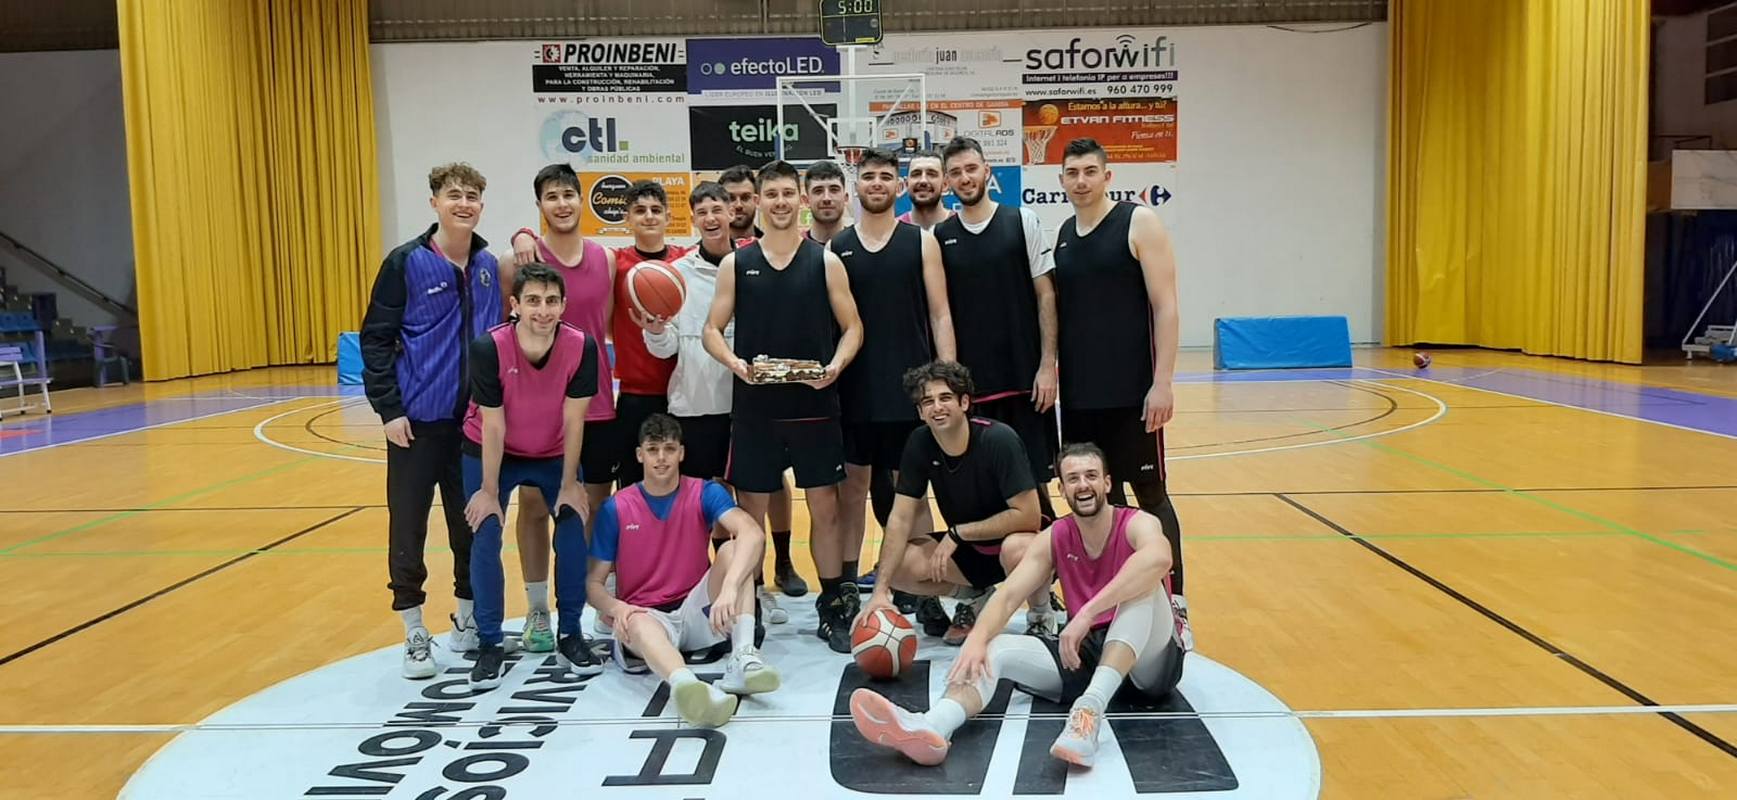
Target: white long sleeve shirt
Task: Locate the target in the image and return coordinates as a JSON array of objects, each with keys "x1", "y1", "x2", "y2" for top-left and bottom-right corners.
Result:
[{"x1": 643, "y1": 247, "x2": 734, "y2": 416}]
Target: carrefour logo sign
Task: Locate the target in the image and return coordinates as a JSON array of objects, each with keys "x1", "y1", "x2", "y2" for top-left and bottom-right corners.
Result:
[{"x1": 1024, "y1": 184, "x2": 1174, "y2": 206}]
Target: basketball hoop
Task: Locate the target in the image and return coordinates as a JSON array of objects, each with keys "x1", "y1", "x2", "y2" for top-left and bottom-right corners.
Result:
[
  {"x1": 1023, "y1": 125, "x2": 1058, "y2": 164},
  {"x1": 837, "y1": 144, "x2": 871, "y2": 189}
]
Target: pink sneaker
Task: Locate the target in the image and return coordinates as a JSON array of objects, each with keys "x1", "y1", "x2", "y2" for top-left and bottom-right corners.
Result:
[{"x1": 849, "y1": 688, "x2": 950, "y2": 766}]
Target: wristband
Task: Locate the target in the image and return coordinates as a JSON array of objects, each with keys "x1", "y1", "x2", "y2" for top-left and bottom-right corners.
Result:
[{"x1": 513, "y1": 227, "x2": 539, "y2": 243}]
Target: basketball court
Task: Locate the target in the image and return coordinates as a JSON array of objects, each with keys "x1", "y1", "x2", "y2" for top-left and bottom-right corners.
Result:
[{"x1": 1, "y1": 347, "x2": 1734, "y2": 797}]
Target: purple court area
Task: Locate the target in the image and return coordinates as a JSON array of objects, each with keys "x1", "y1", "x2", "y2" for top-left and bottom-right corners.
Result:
[
  {"x1": 1177, "y1": 365, "x2": 1737, "y2": 438},
  {"x1": 0, "y1": 386, "x2": 364, "y2": 457}
]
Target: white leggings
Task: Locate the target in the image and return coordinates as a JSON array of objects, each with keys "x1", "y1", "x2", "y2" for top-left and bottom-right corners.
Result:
[{"x1": 967, "y1": 587, "x2": 1181, "y2": 705}]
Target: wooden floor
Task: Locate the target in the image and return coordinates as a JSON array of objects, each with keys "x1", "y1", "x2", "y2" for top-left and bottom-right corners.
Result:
[{"x1": 3, "y1": 347, "x2": 1737, "y2": 798}]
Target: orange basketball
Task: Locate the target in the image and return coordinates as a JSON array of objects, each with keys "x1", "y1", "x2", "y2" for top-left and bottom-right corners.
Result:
[
  {"x1": 626, "y1": 260, "x2": 685, "y2": 320},
  {"x1": 852, "y1": 608, "x2": 918, "y2": 680}
]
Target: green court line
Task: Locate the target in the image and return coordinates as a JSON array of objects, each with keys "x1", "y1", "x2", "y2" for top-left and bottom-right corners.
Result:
[
  {"x1": 11, "y1": 528, "x2": 1730, "y2": 559},
  {"x1": 1299, "y1": 392, "x2": 1737, "y2": 572}
]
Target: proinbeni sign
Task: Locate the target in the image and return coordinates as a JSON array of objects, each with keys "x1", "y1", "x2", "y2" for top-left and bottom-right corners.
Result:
[{"x1": 534, "y1": 39, "x2": 687, "y2": 94}]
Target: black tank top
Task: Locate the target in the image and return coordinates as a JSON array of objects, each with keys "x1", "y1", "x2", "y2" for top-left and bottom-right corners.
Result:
[
  {"x1": 834, "y1": 222, "x2": 932, "y2": 422},
  {"x1": 1054, "y1": 201, "x2": 1152, "y2": 409},
  {"x1": 731, "y1": 238, "x2": 840, "y2": 420},
  {"x1": 935, "y1": 204, "x2": 1041, "y2": 397}
]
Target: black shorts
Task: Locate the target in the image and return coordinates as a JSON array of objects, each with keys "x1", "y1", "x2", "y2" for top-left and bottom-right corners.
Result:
[
  {"x1": 1036, "y1": 626, "x2": 1185, "y2": 705},
  {"x1": 675, "y1": 413, "x2": 731, "y2": 480},
  {"x1": 1060, "y1": 405, "x2": 1167, "y2": 482},
  {"x1": 581, "y1": 393, "x2": 667, "y2": 487},
  {"x1": 727, "y1": 417, "x2": 846, "y2": 493},
  {"x1": 844, "y1": 420, "x2": 922, "y2": 470},
  {"x1": 971, "y1": 394, "x2": 1058, "y2": 485},
  {"x1": 925, "y1": 532, "x2": 1008, "y2": 590}
]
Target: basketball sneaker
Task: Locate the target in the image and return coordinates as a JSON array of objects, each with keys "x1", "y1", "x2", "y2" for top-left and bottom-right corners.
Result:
[
  {"x1": 1050, "y1": 705, "x2": 1103, "y2": 766},
  {"x1": 1026, "y1": 608, "x2": 1059, "y2": 638},
  {"x1": 816, "y1": 583, "x2": 860, "y2": 653},
  {"x1": 522, "y1": 608, "x2": 555, "y2": 653},
  {"x1": 944, "y1": 591, "x2": 989, "y2": 646},
  {"x1": 448, "y1": 612, "x2": 478, "y2": 653},
  {"x1": 673, "y1": 679, "x2": 740, "y2": 728},
  {"x1": 1172, "y1": 594, "x2": 1194, "y2": 651},
  {"x1": 557, "y1": 633, "x2": 604, "y2": 677},
  {"x1": 849, "y1": 688, "x2": 950, "y2": 766},
  {"x1": 469, "y1": 644, "x2": 505, "y2": 691},
  {"x1": 775, "y1": 561, "x2": 809, "y2": 598},
  {"x1": 758, "y1": 586, "x2": 788, "y2": 624},
  {"x1": 914, "y1": 596, "x2": 950, "y2": 637},
  {"x1": 718, "y1": 648, "x2": 780, "y2": 695},
  {"x1": 402, "y1": 628, "x2": 437, "y2": 680}
]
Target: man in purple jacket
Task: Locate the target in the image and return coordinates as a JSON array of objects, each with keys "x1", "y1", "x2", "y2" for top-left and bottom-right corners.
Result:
[{"x1": 362, "y1": 162, "x2": 503, "y2": 680}]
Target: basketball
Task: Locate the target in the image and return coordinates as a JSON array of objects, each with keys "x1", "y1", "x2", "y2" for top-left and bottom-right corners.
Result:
[
  {"x1": 1038, "y1": 103, "x2": 1061, "y2": 125},
  {"x1": 851, "y1": 608, "x2": 918, "y2": 680},
  {"x1": 626, "y1": 260, "x2": 685, "y2": 320},
  {"x1": 1413, "y1": 351, "x2": 1432, "y2": 369}
]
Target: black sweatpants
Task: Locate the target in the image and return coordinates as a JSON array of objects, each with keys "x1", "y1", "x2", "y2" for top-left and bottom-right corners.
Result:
[{"x1": 386, "y1": 420, "x2": 474, "y2": 610}]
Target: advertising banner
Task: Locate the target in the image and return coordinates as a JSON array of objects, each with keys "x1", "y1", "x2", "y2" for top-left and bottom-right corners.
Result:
[{"x1": 580, "y1": 171, "x2": 692, "y2": 238}]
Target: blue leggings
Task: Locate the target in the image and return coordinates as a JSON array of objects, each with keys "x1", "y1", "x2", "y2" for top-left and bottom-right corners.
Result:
[{"x1": 462, "y1": 454, "x2": 587, "y2": 646}]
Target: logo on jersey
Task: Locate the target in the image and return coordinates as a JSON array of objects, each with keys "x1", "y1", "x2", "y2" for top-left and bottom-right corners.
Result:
[
  {"x1": 836, "y1": 249, "x2": 856, "y2": 257},
  {"x1": 743, "y1": 269, "x2": 762, "y2": 276},
  {"x1": 942, "y1": 238, "x2": 959, "y2": 246},
  {"x1": 625, "y1": 523, "x2": 641, "y2": 530}
]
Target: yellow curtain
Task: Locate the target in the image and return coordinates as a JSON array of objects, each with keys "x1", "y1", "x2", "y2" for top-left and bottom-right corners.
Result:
[
  {"x1": 1386, "y1": 0, "x2": 1647, "y2": 363},
  {"x1": 120, "y1": 0, "x2": 379, "y2": 380}
]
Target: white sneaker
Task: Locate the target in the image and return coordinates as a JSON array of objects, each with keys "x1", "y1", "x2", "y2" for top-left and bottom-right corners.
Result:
[
  {"x1": 593, "y1": 612, "x2": 613, "y2": 636},
  {"x1": 758, "y1": 587, "x2": 789, "y2": 624},
  {"x1": 1049, "y1": 704, "x2": 1103, "y2": 767},
  {"x1": 1171, "y1": 594, "x2": 1194, "y2": 651},
  {"x1": 448, "y1": 613, "x2": 479, "y2": 653},
  {"x1": 672, "y1": 679, "x2": 740, "y2": 728},
  {"x1": 402, "y1": 628, "x2": 437, "y2": 679},
  {"x1": 1025, "y1": 609, "x2": 1059, "y2": 638},
  {"x1": 718, "y1": 648, "x2": 781, "y2": 695}
]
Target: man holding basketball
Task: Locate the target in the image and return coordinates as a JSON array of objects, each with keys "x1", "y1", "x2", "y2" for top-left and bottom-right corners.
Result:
[
  {"x1": 703, "y1": 160, "x2": 865, "y2": 653},
  {"x1": 460, "y1": 263, "x2": 604, "y2": 690},
  {"x1": 586, "y1": 413, "x2": 779, "y2": 728},
  {"x1": 850, "y1": 443, "x2": 1185, "y2": 769},
  {"x1": 857, "y1": 361, "x2": 1055, "y2": 646},
  {"x1": 362, "y1": 163, "x2": 500, "y2": 679},
  {"x1": 832, "y1": 147, "x2": 955, "y2": 598},
  {"x1": 935, "y1": 136, "x2": 1061, "y2": 523},
  {"x1": 1052, "y1": 138, "x2": 1191, "y2": 644},
  {"x1": 499, "y1": 163, "x2": 615, "y2": 654}
]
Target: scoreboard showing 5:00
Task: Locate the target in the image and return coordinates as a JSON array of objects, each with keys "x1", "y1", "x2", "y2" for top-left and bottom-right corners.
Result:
[{"x1": 820, "y1": 0, "x2": 883, "y2": 46}]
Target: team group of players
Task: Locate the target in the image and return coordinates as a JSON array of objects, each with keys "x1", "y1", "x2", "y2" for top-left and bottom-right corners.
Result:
[{"x1": 360, "y1": 134, "x2": 1188, "y2": 767}]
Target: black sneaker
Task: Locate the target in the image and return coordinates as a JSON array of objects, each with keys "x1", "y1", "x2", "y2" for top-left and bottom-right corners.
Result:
[
  {"x1": 775, "y1": 562, "x2": 810, "y2": 598},
  {"x1": 891, "y1": 590, "x2": 921, "y2": 616},
  {"x1": 469, "y1": 644, "x2": 505, "y2": 691},
  {"x1": 817, "y1": 583, "x2": 859, "y2": 653},
  {"x1": 915, "y1": 595, "x2": 951, "y2": 638},
  {"x1": 557, "y1": 633, "x2": 603, "y2": 677}
]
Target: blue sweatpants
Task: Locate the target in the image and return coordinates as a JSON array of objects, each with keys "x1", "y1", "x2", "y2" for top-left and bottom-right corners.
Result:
[{"x1": 462, "y1": 453, "x2": 587, "y2": 646}]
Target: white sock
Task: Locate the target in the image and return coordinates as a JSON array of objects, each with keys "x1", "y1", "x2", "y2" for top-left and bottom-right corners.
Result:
[
  {"x1": 923, "y1": 698, "x2": 969, "y2": 740},
  {"x1": 456, "y1": 598, "x2": 474, "y2": 625},
  {"x1": 1078, "y1": 666, "x2": 1123, "y2": 714},
  {"x1": 525, "y1": 581, "x2": 550, "y2": 612},
  {"x1": 732, "y1": 614, "x2": 756, "y2": 656},
  {"x1": 671, "y1": 667, "x2": 699, "y2": 688},
  {"x1": 399, "y1": 606, "x2": 424, "y2": 635}
]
